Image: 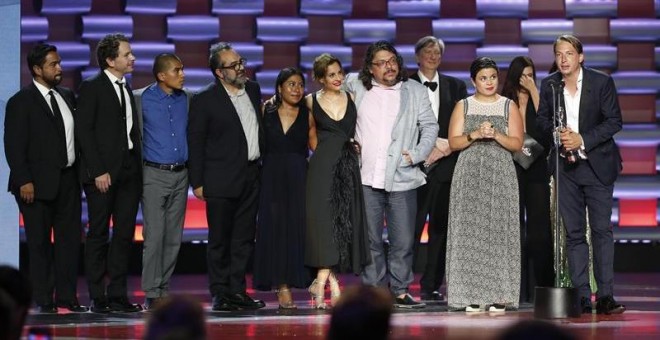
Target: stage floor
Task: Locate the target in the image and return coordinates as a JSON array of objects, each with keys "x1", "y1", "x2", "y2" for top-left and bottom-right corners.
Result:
[{"x1": 24, "y1": 273, "x2": 660, "y2": 339}]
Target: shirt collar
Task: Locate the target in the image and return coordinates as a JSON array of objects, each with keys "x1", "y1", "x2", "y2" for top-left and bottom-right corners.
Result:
[
  {"x1": 221, "y1": 81, "x2": 246, "y2": 97},
  {"x1": 104, "y1": 69, "x2": 125, "y2": 85},
  {"x1": 371, "y1": 79, "x2": 402, "y2": 90},
  {"x1": 417, "y1": 71, "x2": 439, "y2": 84},
  {"x1": 150, "y1": 82, "x2": 183, "y2": 99},
  {"x1": 32, "y1": 79, "x2": 52, "y2": 98}
]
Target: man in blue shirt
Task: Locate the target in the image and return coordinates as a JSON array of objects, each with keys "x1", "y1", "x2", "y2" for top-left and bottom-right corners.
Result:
[{"x1": 133, "y1": 53, "x2": 190, "y2": 310}]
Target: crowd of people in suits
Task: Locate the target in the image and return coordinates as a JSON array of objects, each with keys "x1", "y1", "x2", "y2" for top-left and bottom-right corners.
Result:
[{"x1": 3, "y1": 32, "x2": 625, "y2": 317}]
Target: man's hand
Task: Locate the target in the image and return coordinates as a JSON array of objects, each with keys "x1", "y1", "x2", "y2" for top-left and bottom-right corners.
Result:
[
  {"x1": 559, "y1": 127, "x2": 583, "y2": 151},
  {"x1": 193, "y1": 186, "x2": 204, "y2": 201},
  {"x1": 95, "y1": 173, "x2": 111, "y2": 193},
  {"x1": 402, "y1": 150, "x2": 413, "y2": 165},
  {"x1": 424, "y1": 147, "x2": 444, "y2": 166},
  {"x1": 19, "y1": 183, "x2": 35, "y2": 204},
  {"x1": 435, "y1": 138, "x2": 451, "y2": 157}
]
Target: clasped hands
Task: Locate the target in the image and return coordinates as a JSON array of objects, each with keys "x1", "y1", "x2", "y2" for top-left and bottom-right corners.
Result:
[{"x1": 472, "y1": 121, "x2": 497, "y2": 140}]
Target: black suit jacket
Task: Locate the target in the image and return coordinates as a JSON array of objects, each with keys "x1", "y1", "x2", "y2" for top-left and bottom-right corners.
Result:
[
  {"x1": 4, "y1": 83, "x2": 76, "y2": 200},
  {"x1": 75, "y1": 71, "x2": 142, "y2": 183},
  {"x1": 536, "y1": 67, "x2": 622, "y2": 186},
  {"x1": 187, "y1": 79, "x2": 264, "y2": 198},
  {"x1": 410, "y1": 72, "x2": 468, "y2": 182}
]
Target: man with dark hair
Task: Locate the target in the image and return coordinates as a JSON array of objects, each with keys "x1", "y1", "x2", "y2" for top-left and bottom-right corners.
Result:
[
  {"x1": 410, "y1": 36, "x2": 467, "y2": 302},
  {"x1": 76, "y1": 33, "x2": 143, "y2": 313},
  {"x1": 188, "y1": 42, "x2": 265, "y2": 311},
  {"x1": 4, "y1": 43, "x2": 86, "y2": 313},
  {"x1": 133, "y1": 54, "x2": 190, "y2": 310},
  {"x1": 345, "y1": 40, "x2": 438, "y2": 308},
  {"x1": 537, "y1": 34, "x2": 625, "y2": 315}
]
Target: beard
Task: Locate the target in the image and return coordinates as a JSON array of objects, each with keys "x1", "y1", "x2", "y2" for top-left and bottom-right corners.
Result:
[{"x1": 222, "y1": 69, "x2": 247, "y2": 87}]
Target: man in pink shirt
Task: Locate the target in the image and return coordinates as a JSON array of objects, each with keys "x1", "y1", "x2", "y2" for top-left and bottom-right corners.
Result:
[{"x1": 345, "y1": 40, "x2": 438, "y2": 308}]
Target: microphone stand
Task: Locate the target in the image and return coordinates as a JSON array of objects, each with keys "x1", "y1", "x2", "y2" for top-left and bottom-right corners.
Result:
[{"x1": 534, "y1": 80, "x2": 581, "y2": 319}]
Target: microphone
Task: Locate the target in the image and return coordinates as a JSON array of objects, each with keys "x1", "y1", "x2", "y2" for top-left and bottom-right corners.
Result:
[{"x1": 547, "y1": 79, "x2": 565, "y2": 89}]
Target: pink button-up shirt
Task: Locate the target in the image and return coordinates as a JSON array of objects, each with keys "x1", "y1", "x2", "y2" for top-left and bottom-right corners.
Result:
[{"x1": 355, "y1": 81, "x2": 402, "y2": 189}]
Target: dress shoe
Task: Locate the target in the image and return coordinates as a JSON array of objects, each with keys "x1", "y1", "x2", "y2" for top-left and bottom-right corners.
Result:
[
  {"x1": 596, "y1": 295, "x2": 626, "y2": 315},
  {"x1": 211, "y1": 295, "x2": 238, "y2": 312},
  {"x1": 144, "y1": 297, "x2": 164, "y2": 311},
  {"x1": 225, "y1": 292, "x2": 266, "y2": 310},
  {"x1": 37, "y1": 303, "x2": 58, "y2": 314},
  {"x1": 90, "y1": 299, "x2": 113, "y2": 313},
  {"x1": 393, "y1": 294, "x2": 426, "y2": 309},
  {"x1": 56, "y1": 300, "x2": 89, "y2": 312},
  {"x1": 580, "y1": 296, "x2": 592, "y2": 314},
  {"x1": 420, "y1": 291, "x2": 444, "y2": 301},
  {"x1": 108, "y1": 297, "x2": 143, "y2": 313}
]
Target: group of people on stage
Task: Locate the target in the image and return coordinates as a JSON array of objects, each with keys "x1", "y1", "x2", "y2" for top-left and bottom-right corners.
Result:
[{"x1": 4, "y1": 32, "x2": 625, "y2": 315}]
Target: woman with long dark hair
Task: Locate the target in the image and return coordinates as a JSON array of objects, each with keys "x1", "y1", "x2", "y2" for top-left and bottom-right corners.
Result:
[
  {"x1": 501, "y1": 56, "x2": 554, "y2": 303},
  {"x1": 253, "y1": 67, "x2": 311, "y2": 309}
]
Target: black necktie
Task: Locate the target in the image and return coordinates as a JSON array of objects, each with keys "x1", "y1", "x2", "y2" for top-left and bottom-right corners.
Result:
[
  {"x1": 115, "y1": 81, "x2": 131, "y2": 149},
  {"x1": 423, "y1": 81, "x2": 438, "y2": 92},
  {"x1": 48, "y1": 90, "x2": 68, "y2": 166}
]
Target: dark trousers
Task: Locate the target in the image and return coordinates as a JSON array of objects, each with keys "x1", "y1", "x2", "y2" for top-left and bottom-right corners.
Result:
[
  {"x1": 558, "y1": 161, "x2": 615, "y2": 300},
  {"x1": 84, "y1": 151, "x2": 142, "y2": 300},
  {"x1": 517, "y1": 167, "x2": 554, "y2": 302},
  {"x1": 17, "y1": 167, "x2": 81, "y2": 306},
  {"x1": 206, "y1": 163, "x2": 260, "y2": 297},
  {"x1": 414, "y1": 179, "x2": 450, "y2": 293}
]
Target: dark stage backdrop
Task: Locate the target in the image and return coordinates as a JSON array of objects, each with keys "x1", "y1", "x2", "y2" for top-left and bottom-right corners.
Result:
[{"x1": 10, "y1": 0, "x2": 660, "y2": 245}]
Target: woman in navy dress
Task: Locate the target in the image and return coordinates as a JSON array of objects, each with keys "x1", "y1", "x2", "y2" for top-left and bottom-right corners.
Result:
[{"x1": 253, "y1": 68, "x2": 311, "y2": 309}]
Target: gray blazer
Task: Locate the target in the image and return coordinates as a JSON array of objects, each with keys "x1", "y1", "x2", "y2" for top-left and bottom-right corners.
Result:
[{"x1": 345, "y1": 74, "x2": 439, "y2": 192}]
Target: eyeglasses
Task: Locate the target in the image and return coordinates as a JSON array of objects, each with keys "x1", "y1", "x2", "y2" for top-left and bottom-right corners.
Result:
[
  {"x1": 371, "y1": 57, "x2": 397, "y2": 68},
  {"x1": 284, "y1": 81, "x2": 304, "y2": 89},
  {"x1": 220, "y1": 58, "x2": 247, "y2": 71}
]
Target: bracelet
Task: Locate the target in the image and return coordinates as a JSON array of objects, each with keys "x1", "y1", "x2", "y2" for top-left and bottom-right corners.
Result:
[{"x1": 466, "y1": 133, "x2": 473, "y2": 142}]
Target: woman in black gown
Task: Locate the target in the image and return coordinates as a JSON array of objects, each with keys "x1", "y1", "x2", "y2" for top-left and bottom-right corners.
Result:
[
  {"x1": 501, "y1": 56, "x2": 554, "y2": 302},
  {"x1": 305, "y1": 54, "x2": 370, "y2": 309},
  {"x1": 253, "y1": 68, "x2": 311, "y2": 309}
]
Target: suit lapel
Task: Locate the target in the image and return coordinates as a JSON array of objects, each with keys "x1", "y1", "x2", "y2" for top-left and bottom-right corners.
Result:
[
  {"x1": 439, "y1": 75, "x2": 451, "y2": 123},
  {"x1": 577, "y1": 68, "x2": 591, "y2": 132},
  {"x1": 99, "y1": 71, "x2": 123, "y2": 116}
]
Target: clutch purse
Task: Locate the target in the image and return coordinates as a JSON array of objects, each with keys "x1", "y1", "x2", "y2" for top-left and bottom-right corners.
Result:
[{"x1": 513, "y1": 133, "x2": 544, "y2": 170}]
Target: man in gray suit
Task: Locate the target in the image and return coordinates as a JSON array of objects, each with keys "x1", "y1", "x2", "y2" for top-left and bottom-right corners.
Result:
[
  {"x1": 345, "y1": 40, "x2": 438, "y2": 308},
  {"x1": 133, "y1": 53, "x2": 190, "y2": 310}
]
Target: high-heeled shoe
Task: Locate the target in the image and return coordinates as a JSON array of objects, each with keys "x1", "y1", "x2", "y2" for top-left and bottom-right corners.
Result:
[
  {"x1": 308, "y1": 279, "x2": 327, "y2": 309},
  {"x1": 328, "y1": 274, "x2": 341, "y2": 307},
  {"x1": 276, "y1": 288, "x2": 297, "y2": 309}
]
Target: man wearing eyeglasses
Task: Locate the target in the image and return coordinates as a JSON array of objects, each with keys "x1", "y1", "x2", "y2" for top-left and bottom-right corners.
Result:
[
  {"x1": 187, "y1": 42, "x2": 265, "y2": 311},
  {"x1": 344, "y1": 40, "x2": 439, "y2": 308}
]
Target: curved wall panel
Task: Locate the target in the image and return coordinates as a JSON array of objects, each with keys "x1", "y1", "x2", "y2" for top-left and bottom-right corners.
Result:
[
  {"x1": 49, "y1": 41, "x2": 90, "y2": 69},
  {"x1": 81, "y1": 15, "x2": 133, "y2": 40},
  {"x1": 131, "y1": 43, "x2": 176, "y2": 71},
  {"x1": 21, "y1": 17, "x2": 48, "y2": 42},
  {"x1": 388, "y1": 0, "x2": 440, "y2": 18},
  {"x1": 521, "y1": 20, "x2": 573, "y2": 44},
  {"x1": 344, "y1": 19, "x2": 396, "y2": 44},
  {"x1": 256, "y1": 17, "x2": 308, "y2": 42},
  {"x1": 167, "y1": 16, "x2": 219, "y2": 41},
  {"x1": 565, "y1": 0, "x2": 617, "y2": 18},
  {"x1": 125, "y1": 0, "x2": 177, "y2": 14},
  {"x1": 476, "y1": 0, "x2": 528, "y2": 18},
  {"x1": 610, "y1": 19, "x2": 660, "y2": 42},
  {"x1": 432, "y1": 19, "x2": 484, "y2": 43},
  {"x1": 300, "y1": 45, "x2": 352, "y2": 70},
  {"x1": 40, "y1": 0, "x2": 91, "y2": 14},
  {"x1": 212, "y1": 0, "x2": 264, "y2": 15}
]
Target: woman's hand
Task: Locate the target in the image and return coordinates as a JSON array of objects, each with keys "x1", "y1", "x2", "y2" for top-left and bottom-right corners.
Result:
[{"x1": 520, "y1": 74, "x2": 537, "y2": 93}]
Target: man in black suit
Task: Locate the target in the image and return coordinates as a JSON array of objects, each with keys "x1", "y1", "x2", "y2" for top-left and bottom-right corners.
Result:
[
  {"x1": 537, "y1": 34, "x2": 625, "y2": 315},
  {"x1": 76, "y1": 33, "x2": 143, "y2": 313},
  {"x1": 4, "y1": 44, "x2": 86, "y2": 313},
  {"x1": 188, "y1": 42, "x2": 265, "y2": 311},
  {"x1": 410, "y1": 36, "x2": 467, "y2": 302}
]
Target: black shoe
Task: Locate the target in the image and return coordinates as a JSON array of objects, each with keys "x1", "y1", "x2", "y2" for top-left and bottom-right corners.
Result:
[
  {"x1": 56, "y1": 300, "x2": 89, "y2": 313},
  {"x1": 144, "y1": 297, "x2": 164, "y2": 311},
  {"x1": 108, "y1": 297, "x2": 143, "y2": 313},
  {"x1": 394, "y1": 294, "x2": 426, "y2": 309},
  {"x1": 211, "y1": 295, "x2": 239, "y2": 312},
  {"x1": 596, "y1": 295, "x2": 626, "y2": 315},
  {"x1": 420, "y1": 291, "x2": 444, "y2": 301},
  {"x1": 580, "y1": 296, "x2": 592, "y2": 314},
  {"x1": 37, "y1": 303, "x2": 58, "y2": 314},
  {"x1": 224, "y1": 292, "x2": 266, "y2": 310},
  {"x1": 90, "y1": 298, "x2": 113, "y2": 313}
]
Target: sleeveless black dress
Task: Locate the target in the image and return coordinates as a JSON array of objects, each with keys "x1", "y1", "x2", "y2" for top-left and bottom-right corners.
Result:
[
  {"x1": 253, "y1": 104, "x2": 310, "y2": 290},
  {"x1": 305, "y1": 93, "x2": 370, "y2": 274}
]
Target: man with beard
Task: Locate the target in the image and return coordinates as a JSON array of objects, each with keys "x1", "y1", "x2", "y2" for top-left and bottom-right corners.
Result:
[
  {"x1": 345, "y1": 40, "x2": 438, "y2": 308},
  {"x1": 188, "y1": 42, "x2": 265, "y2": 311},
  {"x1": 76, "y1": 33, "x2": 143, "y2": 313},
  {"x1": 133, "y1": 54, "x2": 190, "y2": 310},
  {"x1": 4, "y1": 44, "x2": 86, "y2": 313}
]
